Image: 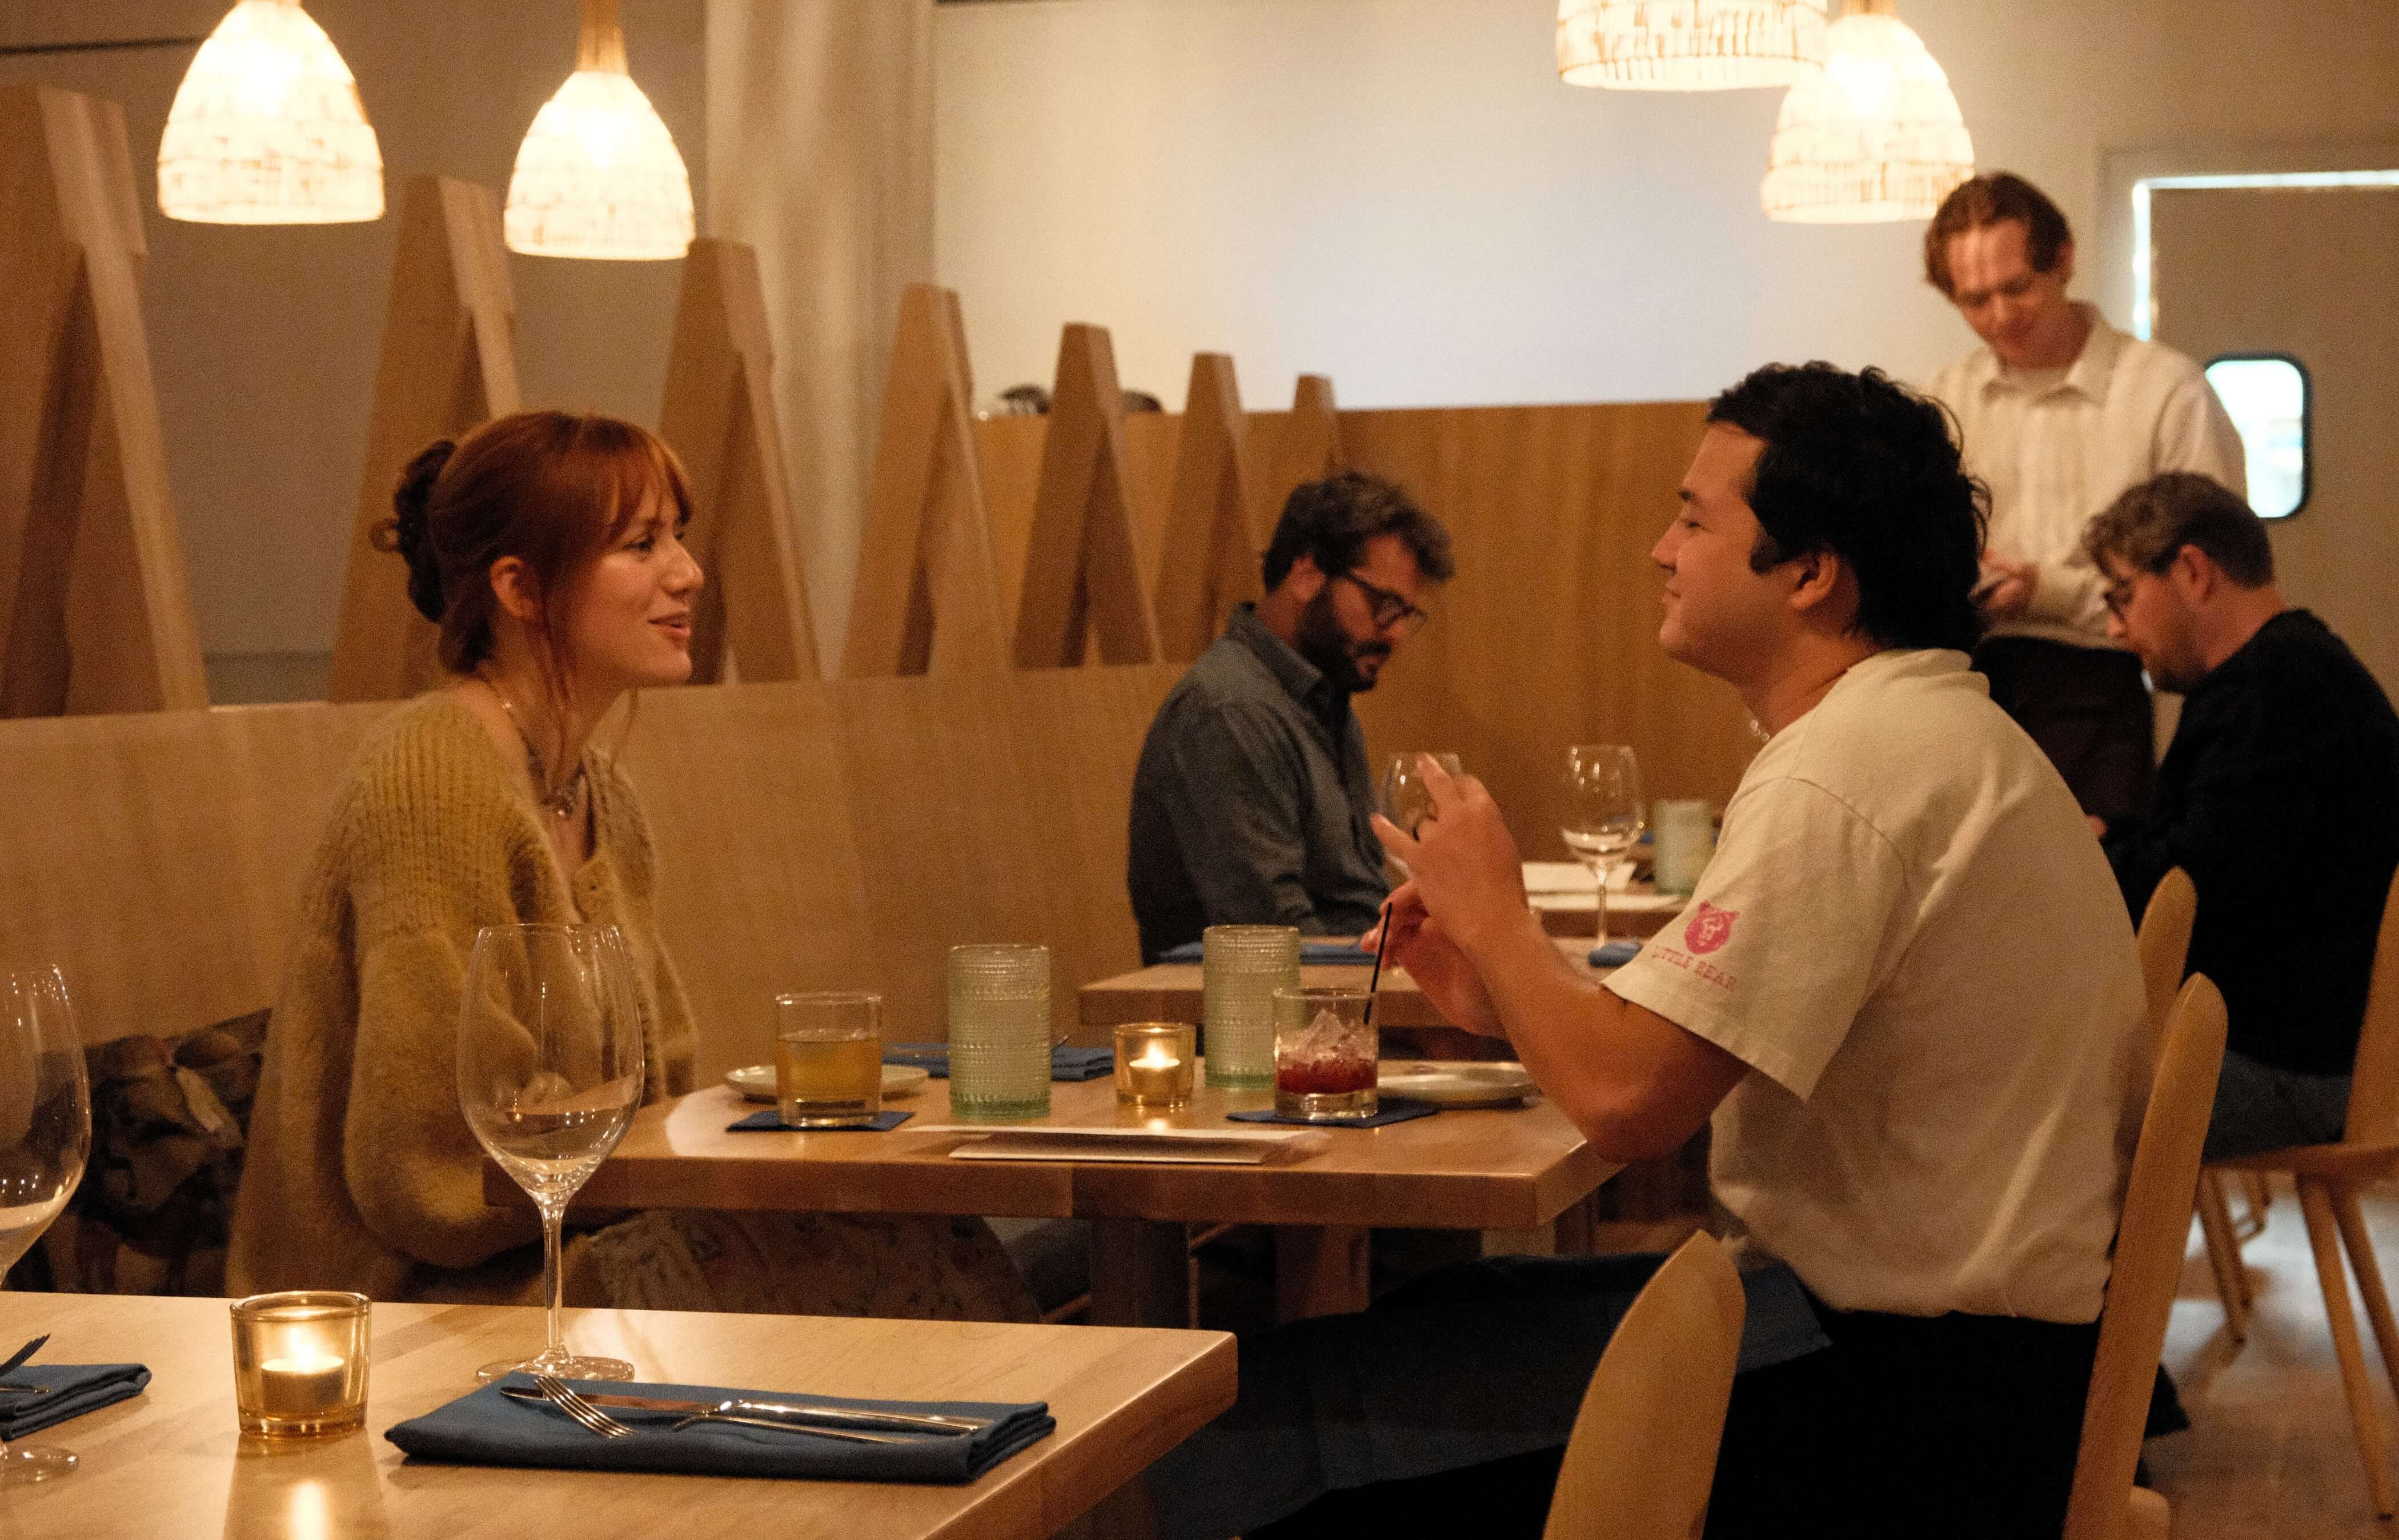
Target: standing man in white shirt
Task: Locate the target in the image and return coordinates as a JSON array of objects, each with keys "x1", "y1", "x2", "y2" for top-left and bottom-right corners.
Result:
[{"x1": 1922, "y1": 171, "x2": 2246, "y2": 827}]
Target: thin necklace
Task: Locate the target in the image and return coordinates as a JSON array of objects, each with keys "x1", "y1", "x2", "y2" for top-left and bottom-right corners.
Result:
[{"x1": 482, "y1": 676, "x2": 585, "y2": 821}]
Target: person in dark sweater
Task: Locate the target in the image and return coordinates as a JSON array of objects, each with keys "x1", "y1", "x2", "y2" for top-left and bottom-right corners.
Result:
[{"x1": 2087, "y1": 471, "x2": 2399, "y2": 1158}]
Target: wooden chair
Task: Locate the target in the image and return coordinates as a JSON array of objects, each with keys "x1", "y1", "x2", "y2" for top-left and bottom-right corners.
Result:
[
  {"x1": 2207, "y1": 864, "x2": 2399, "y2": 1520},
  {"x1": 2136, "y1": 869, "x2": 2252, "y2": 1340},
  {"x1": 2063, "y1": 973, "x2": 2229, "y2": 1540},
  {"x1": 1541, "y1": 1230, "x2": 1745, "y2": 1540}
]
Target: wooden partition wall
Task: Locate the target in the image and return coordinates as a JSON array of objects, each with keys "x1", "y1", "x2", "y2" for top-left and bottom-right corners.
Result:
[{"x1": 978, "y1": 396, "x2": 1757, "y2": 852}]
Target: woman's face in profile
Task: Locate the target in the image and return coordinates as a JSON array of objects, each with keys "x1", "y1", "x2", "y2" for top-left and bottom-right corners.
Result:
[{"x1": 564, "y1": 486, "x2": 704, "y2": 695}]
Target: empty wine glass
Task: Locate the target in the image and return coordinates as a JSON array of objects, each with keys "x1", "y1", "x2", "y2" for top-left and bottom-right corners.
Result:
[
  {"x1": 458, "y1": 924, "x2": 645, "y2": 1383},
  {"x1": 0, "y1": 966, "x2": 91, "y2": 1485},
  {"x1": 1380, "y1": 751, "x2": 1463, "y2": 836},
  {"x1": 1561, "y1": 745, "x2": 1646, "y2": 947}
]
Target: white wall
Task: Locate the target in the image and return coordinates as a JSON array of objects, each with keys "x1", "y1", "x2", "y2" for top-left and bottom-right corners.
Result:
[
  {"x1": 933, "y1": 0, "x2": 2399, "y2": 412},
  {"x1": 1, "y1": 1, "x2": 704, "y2": 675}
]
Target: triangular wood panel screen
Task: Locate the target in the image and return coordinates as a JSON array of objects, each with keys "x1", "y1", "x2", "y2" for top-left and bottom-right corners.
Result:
[
  {"x1": 327, "y1": 174, "x2": 521, "y2": 702},
  {"x1": 658, "y1": 238, "x2": 819, "y2": 683},
  {"x1": 0, "y1": 86, "x2": 207, "y2": 717},
  {"x1": 1153, "y1": 352, "x2": 1260, "y2": 662},
  {"x1": 1014, "y1": 323, "x2": 1160, "y2": 668},
  {"x1": 1249, "y1": 372, "x2": 1346, "y2": 546},
  {"x1": 843, "y1": 283, "x2": 1008, "y2": 677}
]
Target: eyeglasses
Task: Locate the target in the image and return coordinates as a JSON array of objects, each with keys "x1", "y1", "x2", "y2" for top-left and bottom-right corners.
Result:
[
  {"x1": 1334, "y1": 571, "x2": 1431, "y2": 636},
  {"x1": 2100, "y1": 548, "x2": 2183, "y2": 620}
]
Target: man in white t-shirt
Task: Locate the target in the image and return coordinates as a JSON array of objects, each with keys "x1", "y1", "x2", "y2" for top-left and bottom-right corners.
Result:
[
  {"x1": 1362, "y1": 363, "x2": 2150, "y2": 1535},
  {"x1": 1920, "y1": 172, "x2": 2245, "y2": 828}
]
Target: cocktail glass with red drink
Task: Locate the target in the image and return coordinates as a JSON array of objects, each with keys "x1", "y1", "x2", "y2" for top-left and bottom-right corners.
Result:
[{"x1": 1272, "y1": 986, "x2": 1378, "y2": 1121}]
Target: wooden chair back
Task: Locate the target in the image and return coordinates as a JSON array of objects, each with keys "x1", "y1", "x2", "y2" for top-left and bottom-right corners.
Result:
[
  {"x1": 1541, "y1": 1230, "x2": 1746, "y2": 1540},
  {"x1": 2061, "y1": 973, "x2": 2228, "y2": 1540},
  {"x1": 2135, "y1": 867, "x2": 2197, "y2": 1059},
  {"x1": 2339, "y1": 864, "x2": 2399, "y2": 1144}
]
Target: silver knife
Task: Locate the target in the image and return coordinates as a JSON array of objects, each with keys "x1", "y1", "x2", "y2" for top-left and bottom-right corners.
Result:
[{"x1": 498, "y1": 1384, "x2": 984, "y2": 1437}]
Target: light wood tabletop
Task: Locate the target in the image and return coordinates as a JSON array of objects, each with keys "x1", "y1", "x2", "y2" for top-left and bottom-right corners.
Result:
[
  {"x1": 519, "y1": 1070, "x2": 1618, "y2": 1331},
  {"x1": 1078, "y1": 936, "x2": 1625, "y2": 1032},
  {"x1": 0, "y1": 1292, "x2": 1233, "y2": 1540}
]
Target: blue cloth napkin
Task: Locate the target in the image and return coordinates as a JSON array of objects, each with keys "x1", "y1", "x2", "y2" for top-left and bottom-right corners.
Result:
[
  {"x1": 883, "y1": 1045, "x2": 1114, "y2": 1082},
  {"x1": 727, "y1": 1109, "x2": 913, "y2": 1133},
  {"x1": 1588, "y1": 940, "x2": 1642, "y2": 966},
  {"x1": 386, "y1": 1372, "x2": 1054, "y2": 1483},
  {"x1": 1226, "y1": 1098, "x2": 1440, "y2": 1129},
  {"x1": 1157, "y1": 941, "x2": 1376, "y2": 965},
  {"x1": 0, "y1": 1363, "x2": 150, "y2": 1440}
]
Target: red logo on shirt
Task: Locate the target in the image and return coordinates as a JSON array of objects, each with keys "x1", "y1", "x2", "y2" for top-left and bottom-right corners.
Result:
[{"x1": 1684, "y1": 903, "x2": 1738, "y2": 955}]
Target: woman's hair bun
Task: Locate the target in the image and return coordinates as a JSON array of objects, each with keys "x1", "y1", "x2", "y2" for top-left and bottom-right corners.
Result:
[{"x1": 383, "y1": 439, "x2": 457, "y2": 623}]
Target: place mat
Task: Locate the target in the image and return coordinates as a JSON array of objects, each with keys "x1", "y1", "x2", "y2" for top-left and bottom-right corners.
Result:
[
  {"x1": 727, "y1": 1109, "x2": 914, "y2": 1133},
  {"x1": 1226, "y1": 1098, "x2": 1441, "y2": 1129},
  {"x1": 1156, "y1": 941, "x2": 1375, "y2": 965},
  {"x1": 387, "y1": 1372, "x2": 1053, "y2": 1484},
  {"x1": 883, "y1": 1045, "x2": 1114, "y2": 1081},
  {"x1": 1589, "y1": 940, "x2": 1642, "y2": 966},
  {"x1": 0, "y1": 1363, "x2": 151, "y2": 1440}
]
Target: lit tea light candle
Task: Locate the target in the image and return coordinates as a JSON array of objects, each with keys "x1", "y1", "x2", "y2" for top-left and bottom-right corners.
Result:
[
  {"x1": 1114, "y1": 1022, "x2": 1195, "y2": 1109},
  {"x1": 231, "y1": 1291, "x2": 371, "y2": 1438}
]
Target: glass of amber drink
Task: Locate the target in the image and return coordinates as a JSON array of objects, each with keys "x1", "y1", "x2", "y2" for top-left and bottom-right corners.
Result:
[{"x1": 775, "y1": 992, "x2": 884, "y2": 1128}]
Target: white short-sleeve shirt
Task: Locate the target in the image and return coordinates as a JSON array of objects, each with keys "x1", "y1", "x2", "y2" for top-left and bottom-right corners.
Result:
[{"x1": 1604, "y1": 648, "x2": 2149, "y2": 1322}]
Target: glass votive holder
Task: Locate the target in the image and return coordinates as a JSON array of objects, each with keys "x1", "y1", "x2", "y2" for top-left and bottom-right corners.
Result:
[
  {"x1": 1273, "y1": 986, "x2": 1378, "y2": 1121},
  {"x1": 230, "y1": 1291, "x2": 371, "y2": 1438},
  {"x1": 948, "y1": 943, "x2": 1054, "y2": 1122},
  {"x1": 1202, "y1": 924, "x2": 1299, "y2": 1090},
  {"x1": 1113, "y1": 1022, "x2": 1196, "y2": 1109}
]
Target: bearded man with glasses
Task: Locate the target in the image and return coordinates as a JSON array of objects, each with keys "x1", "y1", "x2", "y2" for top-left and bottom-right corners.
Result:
[{"x1": 1127, "y1": 471, "x2": 1455, "y2": 962}]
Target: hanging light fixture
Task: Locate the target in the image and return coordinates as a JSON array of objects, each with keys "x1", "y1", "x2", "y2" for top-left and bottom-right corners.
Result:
[
  {"x1": 1556, "y1": 0, "x2": 1828, "y2": 91},
  {"x1": 157, "y1": 0, "x2": 383, "y2": 224},
  {"x1": 504, "y1": 0, "x2": 693, "y2": 261},
  {"x1": 1759, "y1": 0, "x2": 1973, "y2": 223}
]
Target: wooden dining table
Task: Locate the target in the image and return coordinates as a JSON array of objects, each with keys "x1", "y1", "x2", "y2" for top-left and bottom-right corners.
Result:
[
  {"x1": 0, "y1": 1291, "x2": 1234, "y2": 1540},
  {"x1": 528, "y1": 1068, "x2": 1619, "y2": 1334}
]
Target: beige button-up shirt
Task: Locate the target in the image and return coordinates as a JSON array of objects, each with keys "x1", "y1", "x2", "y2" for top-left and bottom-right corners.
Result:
[{"x1": 1925, "y1": 303, "x2": 2246, "y2": 650}]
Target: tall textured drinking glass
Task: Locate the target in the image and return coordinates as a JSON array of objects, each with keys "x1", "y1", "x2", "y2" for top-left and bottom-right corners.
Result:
[
  {"x1": 947, "y1": 945, "x2": 1053, "y2": 1121},
  {"x1": 458, "y1": 924, "x2": 644, "y2": 1383},
  {"x1": 1379, "y1": 751, "x2": 1463, "y2": 836},
  {"x1": 1562, "y1": 744, "x2": 1645, "y2": 947},
  {"x1": 0, "y1": 966, "x2": 91, "y2": 1484},
  {"x1": 1202, "y1": 925, "x2": 1300, "y2": 1089}
]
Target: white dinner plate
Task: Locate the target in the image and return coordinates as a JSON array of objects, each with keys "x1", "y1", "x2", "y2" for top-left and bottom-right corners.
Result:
[
  {"x1": 1377, "y1": 1060, "x2": 1538, "y2": 1109},
  {"x1": 725, "y1": 1062, "x2": 932, "y2": 1103}
]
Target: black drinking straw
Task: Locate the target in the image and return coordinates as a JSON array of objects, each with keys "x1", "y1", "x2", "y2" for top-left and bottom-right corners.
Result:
[{"x1": 1363, "y1": 900, "x2": 1394, "y2": 1027}]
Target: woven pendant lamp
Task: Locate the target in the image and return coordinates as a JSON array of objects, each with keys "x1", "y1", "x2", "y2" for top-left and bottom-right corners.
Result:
[
  {"x1": 1556, "y1": 0, "x2": 1828, "y2": 91},
  {"x1": 503, "y1": 0, "x2": 693, "y2": 260},
  {"x1": 157, "y1": 0, "x2": 383, "y2": 224},
  {"x1": 1759, "y1": 0, "x2": 1973, "y2": 222}
]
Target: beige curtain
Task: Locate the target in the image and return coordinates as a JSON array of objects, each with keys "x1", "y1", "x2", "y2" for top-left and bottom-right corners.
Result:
[{"x1": 703, "y1": 0, "x2": 935, "y2": 665}]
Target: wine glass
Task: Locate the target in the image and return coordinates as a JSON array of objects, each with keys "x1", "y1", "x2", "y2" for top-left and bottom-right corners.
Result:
[
  {"x1": 1380, "y1": 751, "x2": 1463, "y2": 836},
  {"x1": 0, "y1": 966, "x2": 91, "y2": 1485},
  {"x1": 458, "y1": 924, "x2": 645, "y2": 1383},
  {"x1": 1562, "y1": 744, "x2": 1646, "y2": 947}
]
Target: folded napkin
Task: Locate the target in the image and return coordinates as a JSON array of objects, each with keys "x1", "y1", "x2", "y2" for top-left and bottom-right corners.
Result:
[
  {"x1": 1227, "y1": 1098, "x2": 1440, "y2": 1129},
  {"x1": 727, "y1": 1109, "x2": 913, "y2": 1133},
  {"x1": 386, "y1": 1372, "x2": 1054, "y2": 1484},
  {"x1": 1588, "y1": 940, "x2": 1642, "y2": 966},
  {"x1": 1156, "y1": 941, "x2": 1375, "y2": 965},
  {"x1": 0, "y1": 1363, "x2": 150, "y2": 1440},
  {"x1": 883, "y1": 1045, "x2": 1114, "y2": 1082}
]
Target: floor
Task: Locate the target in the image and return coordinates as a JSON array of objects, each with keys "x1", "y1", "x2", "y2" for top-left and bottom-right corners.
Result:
[{"x1": 2149, "y1": 1176, "x2": 2399, "y2": 1537}]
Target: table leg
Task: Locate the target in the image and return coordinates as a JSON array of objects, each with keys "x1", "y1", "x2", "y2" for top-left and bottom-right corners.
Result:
[
  {"x1": 1275, "y1": 1224, "x2": 1370, "y2": 1322},
  {"x1": 1089, "y1": 1218, "x2": 1192, "y2": 1328}
]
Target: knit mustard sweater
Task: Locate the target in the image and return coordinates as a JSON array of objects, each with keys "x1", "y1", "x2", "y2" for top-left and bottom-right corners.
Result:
[{"x1": 228, "y1": 692, "x2": 696, "y2": 1302}]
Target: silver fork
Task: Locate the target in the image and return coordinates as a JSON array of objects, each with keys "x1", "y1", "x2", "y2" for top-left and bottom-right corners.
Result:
[{"x1": 533, "y1": 1373, "x2": 634, "y2": 1439}]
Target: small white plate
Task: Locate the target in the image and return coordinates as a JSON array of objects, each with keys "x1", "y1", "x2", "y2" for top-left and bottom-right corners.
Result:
[
  {"x1": 725, "y1": 1062, "x2": 932, "y2": 1103},
  {"x1": 1377, "y1": 1060, "x2": 1538, "y2": 1109}
]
